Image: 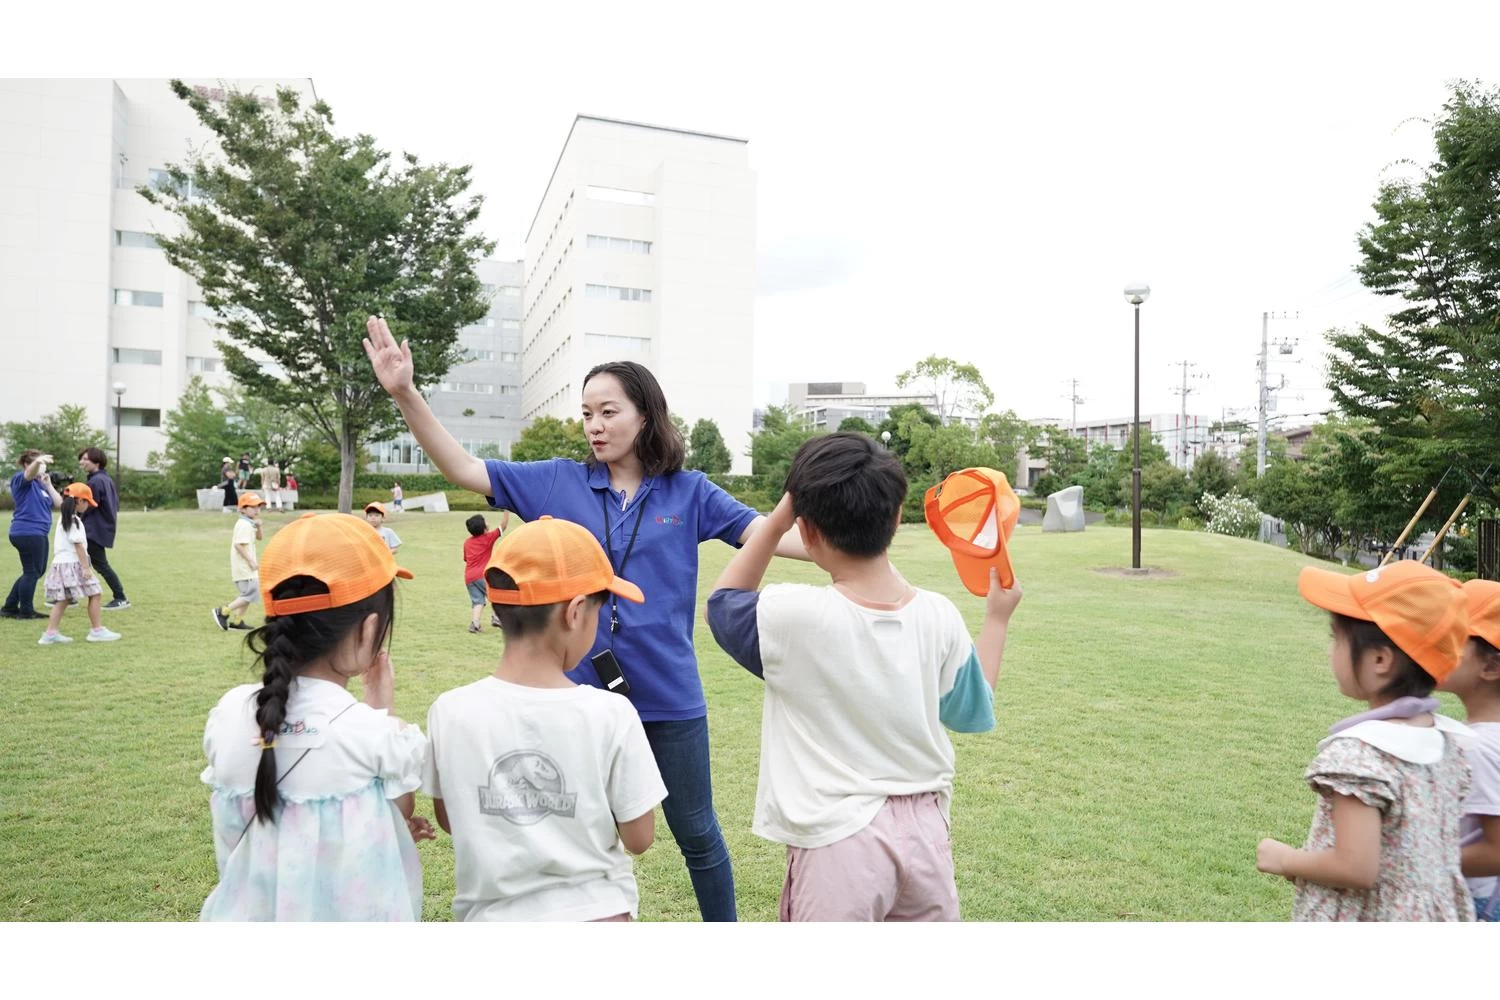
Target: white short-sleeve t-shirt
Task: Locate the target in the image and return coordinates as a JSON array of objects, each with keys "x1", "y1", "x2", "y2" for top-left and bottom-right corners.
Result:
[
  {"x1": 229, "y1": 516, "x2": 258, "y2": 581},
  {"x1": 1459, "y1": 721, "x2": 1500, "y2": 900},
  {"x1": 423, "y1": 677, "x2": 667, "y2": 922},
  {"x1": 52, "y1": 516, "x2": 87, "y2": 565}
]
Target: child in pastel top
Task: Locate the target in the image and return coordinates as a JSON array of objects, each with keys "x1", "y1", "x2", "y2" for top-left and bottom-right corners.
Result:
[
  {"x1": 423, "y1": 516, "x2": 667, "y2": 921},
  {"x1": 365, "y1": 502, "x2": 401, "y2": 553},
  {"x1": 212, "y1": 492, "x2": 265, "y2": 631},
  {"x1": 463, "y1": 512, "x2": 509, "y2": 633},
  {"x1": 199, "y1": 512, "x2": 434, "y2": 921},
  {"x1": 1439, "y1": 580, "x2": 1500, "y2": 920},
  {"x1": 1257, "y1": 561, "x2": 1475, "y2": 921},
  {"x1": 38, "y1": 482, "x2": 121, "y2": 645},
  {"x1": 705, "y1": 433, "x2": 1022, "y2": 921},
  {"x1": 392, "y1": 481, "x2": 404, "y2": 512}
]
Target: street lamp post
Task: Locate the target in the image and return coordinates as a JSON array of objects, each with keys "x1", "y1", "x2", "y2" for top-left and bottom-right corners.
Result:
[
  {"x1": 880, "y1": 430, "x2": 891, "y2": 451},
  {"x1": 1123, "y1": 284, "x2": 1150, "y2": 570},
  {"x1": 111, "y1": 381, "x2": 127, "y2": 485}
]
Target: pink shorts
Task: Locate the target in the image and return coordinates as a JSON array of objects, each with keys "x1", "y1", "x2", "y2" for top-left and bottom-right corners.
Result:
[{"x1": 779, "y1": 792, "x2": 960, "y2": 922}]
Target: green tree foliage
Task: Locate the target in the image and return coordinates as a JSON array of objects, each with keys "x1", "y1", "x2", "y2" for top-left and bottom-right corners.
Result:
[
  {"x1": 1188, "y1": 450, "x2": 1236, "y2": 514},
  {"x1": 511, "y1": 417, "x2": 590, "y2": 464},
  {"x1": 142, "y1": 80, "x2": 493, "y2": 512},
  {"x1": 895, "y1": 355, "x2": 995, "y2": 423},
  {"x1": 876, "y1": 403, "x2": 941, "y2": 462},
  {"x1": 748, "y1": 406, "x2": 817, "y2": 489},
  {"x1": 149, "y1": 378, "x2": 308, "y2": 494},
  {"x1": 979, "y1": 410, "x2": 1039, "y2": 481},
  {"x1": 686, "y1": 419, "x2": 732, "y2": 475},
  {"x1": 836, "y1": 416, "x2": 878, "y2": 435},
  {"x1": 1, "y1": 405, "x2": 110, "y2": 472}
]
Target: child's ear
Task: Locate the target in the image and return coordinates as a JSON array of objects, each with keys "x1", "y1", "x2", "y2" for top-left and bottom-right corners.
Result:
[
  {"x1": 796, "y1": 517, "x2": 816, "y2": 551},
  {"x1": 1364, "y1": 645, "x2": 1396, "y2": 681},
  {"x1": 1479, "y1": 654, "x2": 1500, "y2": 682}
]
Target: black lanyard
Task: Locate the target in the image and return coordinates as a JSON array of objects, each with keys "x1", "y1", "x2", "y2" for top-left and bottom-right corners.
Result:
[{"x1": 600, "y1": 488, "x2": 648, "y2": 635}]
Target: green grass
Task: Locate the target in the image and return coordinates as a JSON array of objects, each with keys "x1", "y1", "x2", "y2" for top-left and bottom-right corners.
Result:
[{"x1": 0, "y1": 511, "x2": 1428, "y2": 921}]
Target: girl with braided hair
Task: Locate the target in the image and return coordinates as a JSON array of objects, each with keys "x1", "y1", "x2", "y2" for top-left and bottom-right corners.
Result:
[{"x1": 199, "y1": 513, "x2": 434, "y2": 921}]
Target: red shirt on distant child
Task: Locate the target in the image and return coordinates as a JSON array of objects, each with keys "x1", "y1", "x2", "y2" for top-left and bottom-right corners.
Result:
[{"x1": 464, "y1": 528, "x2": 502, "y2": 585}]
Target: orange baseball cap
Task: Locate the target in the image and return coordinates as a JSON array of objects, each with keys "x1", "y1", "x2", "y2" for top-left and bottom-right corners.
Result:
[
  {"x1": 1298, "y1": 561, "x2": 1468, "y2": 682},
  {"x1": 1462, "y1": 580, "x2": 1500, "y2": 649},
  {"x1": 925, "y1": 467, "x2": 1019, "y2": 596},
  {"x1": 486, "y1": 516, "x2": 644, "y2": 606},
  {"x1": 63, "y1": 482, "x2": 96, "y2": 508},
  {"x1": 238, "y1": 492, "x2": 265, "y2": 509},
  {"x1": 364, "y1": 501, "x2": 386, "y2": 515},
  {"x1": 259, "y1": 512, "x2": 413, "y2": 616}
]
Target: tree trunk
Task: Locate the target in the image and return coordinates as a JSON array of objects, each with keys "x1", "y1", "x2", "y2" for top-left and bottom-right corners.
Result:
[{"x1": 338, "y1": 429, "x2": 357, "y2": 514}]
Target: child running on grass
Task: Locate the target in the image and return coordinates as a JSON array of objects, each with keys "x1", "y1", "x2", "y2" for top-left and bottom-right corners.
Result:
[
  {"x1": 199, "y1": 512, "x2": 432, "y2": 920},
  {"x1": 463, "y1": 512, "x2": 509, "y2": 633},
  {"x1": 365, "y1": 502, "x2": 401, "y2": 554},
  {"x1": 1257, "y1": 560, "x2": 1476, "y2": 920},
  {"x1": 37, "y1": 482, "x2": 121, "y2": 645},
  {"x1": 212, "y1": 492, "x2": 265, "y2": 631}
]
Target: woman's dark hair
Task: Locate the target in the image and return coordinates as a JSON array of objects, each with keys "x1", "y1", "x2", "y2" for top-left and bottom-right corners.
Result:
[
  {"x1": 583, "y1": 361, "x2": 685, "y2": 476},
  {"x1": 1473, "y1": 636, "x2": 1500, "y2": 671},
  {"x1": 466, "y1": 514, "x2": 488, "y2": 537},
  {"x1": 245, "y1": 576, "x2": 396, "y2": 823},
  {"x1": 78, "y1": 447, "x2": 107, "y2": 470},
  {"x1": 784, "y1": 432, "x2": 908, "y2": 557},
  {"x1": 17, "y1": 448, "x2": 41, "y2": 469},
  {"x1": 1332, "y1": 613, "x2": 1437, "y2": 697},
  {"x1": 58, "y1": 495, "x2": 82, "y2": 535},
  {"x1": 486, "y1": 568, "x2": 604, "y2": 638}
]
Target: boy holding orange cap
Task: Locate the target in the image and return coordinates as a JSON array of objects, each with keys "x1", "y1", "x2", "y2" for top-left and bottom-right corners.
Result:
[
  {"x1": 1256, "y1": 560, "x2": 1476, "y2": 920},
  {"x1": 705, "y1": 432, "x2": 1022, "y2": 921},
  {"x1": 1440, "y1": 580, "x2": 1500, "y2": 920},
  {"x1": 421, "y1": 516, "x2": 667, "y2": 921}
]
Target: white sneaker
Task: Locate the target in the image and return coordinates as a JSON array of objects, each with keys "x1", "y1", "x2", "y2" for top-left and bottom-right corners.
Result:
[
  {"x1": 87, "y1": 627, "x2": 122, "y2": 642},
  {"x1": 38, "y1": 632, "x2": 73, "y2": 645}
]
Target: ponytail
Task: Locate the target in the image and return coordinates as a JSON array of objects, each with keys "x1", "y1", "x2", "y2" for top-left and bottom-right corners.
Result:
[{"x1": 243, "y1": 575, "x2": 397, "y2": 824}]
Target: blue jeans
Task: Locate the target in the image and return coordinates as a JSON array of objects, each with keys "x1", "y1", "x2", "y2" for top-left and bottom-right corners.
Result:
[
  {"x1": 4, "y1": 532, "x2": 49, "y2": 614},
  {"x1": 643, "y1": 716, "x2": 736, "y2": 921},
  {"x1": 1477, "y1": 895, "x2": 1499, "y2": 922}
]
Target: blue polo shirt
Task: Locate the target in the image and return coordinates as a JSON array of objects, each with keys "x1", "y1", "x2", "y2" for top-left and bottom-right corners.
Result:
[
  {"x1": 485, "y1": 458, "x2": 760, "y2": 722},
  {"x1": 8, "y1": 471, "x2": 53, "y2": 537}
]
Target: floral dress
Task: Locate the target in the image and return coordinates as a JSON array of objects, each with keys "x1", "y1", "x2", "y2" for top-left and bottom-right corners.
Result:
[{"x1": 1293, "y1": 718, "x2": 1475, "y2": 921}]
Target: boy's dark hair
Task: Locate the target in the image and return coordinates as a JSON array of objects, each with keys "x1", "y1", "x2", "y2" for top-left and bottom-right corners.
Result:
[
  {"x1": 245, "y1": 576, "x2": 396, "y2": 823},
  {"x1": 16, "y1": 449, "x2": 41, "y2": 469},
  {"x1": 784, "y1": 432, "x2": 908, "y2": 557},
  {"x1": 78, "y1": 447, "x2": 107, "y2": 470},
  {"x1": 583, "y1": 361, "x2": 685, "y2": 476},
  {"x1": 466, "y1": 515, "x2": 487, "y2": 536},
  {"x1": 1332, "y1": 613, "x2": 1437, "y2": 697},
  {"x1": 485, "y1": 567, "x2": 605, "y2": 638}
]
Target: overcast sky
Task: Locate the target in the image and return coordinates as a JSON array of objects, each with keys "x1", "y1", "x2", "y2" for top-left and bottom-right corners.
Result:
[{"x1": 30, "y1": 0, "x2": 1500, "y2": 427}]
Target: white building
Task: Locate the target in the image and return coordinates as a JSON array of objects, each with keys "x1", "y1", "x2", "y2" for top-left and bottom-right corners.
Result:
[
  {"x1": 521, "y1": 115, "x2": 757, "y2": 474},
  {"x1": 0, "y1": 78, "x2": 317, "y2": 469},
  {"x1": 786, "y1": 382, "x2": 940, "y2": 431}
]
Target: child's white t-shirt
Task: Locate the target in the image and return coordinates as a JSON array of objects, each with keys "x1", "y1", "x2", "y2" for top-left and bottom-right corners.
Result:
[
  {"x1": 51, "y1": 516, "x2": 86, "y2": 565},
  {"x1": 708, "y1": 584, "x2": 995, "y2": 849},
  {"x1": 1459, "y1": 721, "x2": 1500, "y2": 900},
  {"x1": 378, "y1": 526, "x2": 402, "y2": 550},
  {"x1": 230, "y1": 516, "x2": 258, "y2": 581},
  {"x1": 422, "y1": 676, "x2": 667, "y2": 921}
]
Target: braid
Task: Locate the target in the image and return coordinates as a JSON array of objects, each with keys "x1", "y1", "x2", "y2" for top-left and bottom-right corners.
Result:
[{"x1": 250, "y1": 618, "x2": 301, "y2": 822}]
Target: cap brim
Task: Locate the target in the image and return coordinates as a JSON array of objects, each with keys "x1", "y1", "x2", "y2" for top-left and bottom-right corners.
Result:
[
  {"x1": 951, "y1": 541, "x2": 1015, "y2": 597},
  {"x1": 394, "y1": 567, "x2": 413, "y2": 581},
  {"x1": 608, "y1": 576, "x2": 645, "y2": 603},
  {"x1": 1297, "y1": 567, "x2": 1365, "y2": 618}
]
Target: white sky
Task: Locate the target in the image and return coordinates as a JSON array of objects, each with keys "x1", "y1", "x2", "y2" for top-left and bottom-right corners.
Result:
[{"x1": 26, "y1": 0, "x2": 1500, "y2": 427}]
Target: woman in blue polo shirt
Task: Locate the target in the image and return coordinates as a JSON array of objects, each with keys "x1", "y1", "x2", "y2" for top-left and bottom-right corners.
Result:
[
  {"x1": 3, "y1": 449, "x2": 63, "y2": 620},
  {"x1": 364, "y1": 317, "x2": 806, "y2": 921}
]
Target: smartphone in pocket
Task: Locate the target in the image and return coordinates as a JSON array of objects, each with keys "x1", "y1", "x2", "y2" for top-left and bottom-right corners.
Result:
[{"x1": 591, "y1": 649, "x2": 631, "y2": 696}]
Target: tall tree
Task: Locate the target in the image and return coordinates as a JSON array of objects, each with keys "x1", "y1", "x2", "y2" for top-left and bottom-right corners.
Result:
[
  {"x1": 836, "y1": 416, "x2": 878, "y2": 435},
  {"x1": 748, "y1": 405, "x2": 818, "y2": 488},
  {"x1": 511, "y1": 417, "x2": 590, "y2": 464},
  {"x1": 686, "y1": 418, "x2": 732, "y2": 475},
  {"x1": 149, "y1": 378, "x2": 309, "y2": 495},
  {"x1": 1, "y1": 406, "x2": 110, "y2": 472},
  {"x1": 895, "y1": 355, "x2": 995, "y2": 424},
  {"x1": 876, "y1": 403, "x2": 941, "y2": 461},
  {"x1": 142, "y1": 80, "x2": 492, "y2": 512},
  {"x1": 1326, "y1": 81, "x2": 1500, "y2": 509},
  {"x1": 979, "y1": 410, "x2": 1040, "y2": 481}
]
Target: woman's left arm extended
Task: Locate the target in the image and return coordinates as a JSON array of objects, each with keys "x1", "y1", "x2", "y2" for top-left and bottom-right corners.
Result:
[{"x1": 738, "y1": 514, "x2": 810, "y2": 560}]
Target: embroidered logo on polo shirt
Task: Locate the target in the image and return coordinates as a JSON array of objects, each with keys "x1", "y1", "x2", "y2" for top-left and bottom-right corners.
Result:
[
  {"x1": 655, "y1": 514, "x2": 683, "y2": 526},
  {"x1": 478, "y1": 750, "x2": 577, "y2": 825}
]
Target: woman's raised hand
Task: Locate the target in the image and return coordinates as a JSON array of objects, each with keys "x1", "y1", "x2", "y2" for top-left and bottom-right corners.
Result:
[{"x1": 363, "y1": 316, "x2": 415, "y2": 397}]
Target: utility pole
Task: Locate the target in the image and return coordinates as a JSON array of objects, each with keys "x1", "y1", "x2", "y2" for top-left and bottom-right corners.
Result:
[
  {"x1": 1061, "y1": 379, "x2": 1084, "y2": 434},
  {"x1": 1169, "y1": 360, "x2": 1203, "y2": 471},
  {"x1": 1257, "y1": 312, "x2": 1298, "y2": 477}
]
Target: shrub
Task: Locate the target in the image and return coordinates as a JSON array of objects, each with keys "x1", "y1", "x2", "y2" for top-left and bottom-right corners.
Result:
[{"x1": 1200, "y1": 489, "x2": 1261, "y2": 538}]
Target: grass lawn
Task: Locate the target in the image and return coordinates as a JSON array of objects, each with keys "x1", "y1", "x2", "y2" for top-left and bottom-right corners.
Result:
[{"x1": 0, "y1": 509, "x2": 1440, "y2": 921}]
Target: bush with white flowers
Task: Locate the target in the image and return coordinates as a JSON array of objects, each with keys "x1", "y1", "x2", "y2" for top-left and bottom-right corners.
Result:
[{"x1": 1199, "y1": 489, "x2": 1261, "y2": 538}]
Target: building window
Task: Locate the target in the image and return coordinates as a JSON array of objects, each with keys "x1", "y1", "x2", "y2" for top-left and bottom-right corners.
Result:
[
  {"x1": 146, "y1": 168, "x2": 210, "y2": 202},
  {"x1": 439, "y1": 382, "x2": 495, "y2": 394},
  {"x1": 466, "y1": 349, "x2": 496, "y2": 362},
  {"x1": 481, "y1": 283, "x2": 496, "y2": 296},
  {"x1": 116, "y1": 407, "x2": 162, "y2": 428},
  {"x1": 114, "y1": 289, "x2": 163, "y2": 308},
  {"x1": 585, "y1": 333, "x2": 652, "y2": 353},
  {"x1": 499, "y1": 285, "x2": 521, "y2": 297},
  {"x1": 586, "y1": 234, "x2": 652, "y2": 254},
  {"x1": 585, "y1": 185, "x2": 655, "y2": 207},
  {"x1": 114, "y1": 230, "x2": 160, "y2": 250},
  {"x1": 500, "y1": 352, "x2": 519, "y2": 363},
  {"x1": 471, "y1": 316, "x2": 496, "y2": 328},
  {"x1": 501, "y1": 319, "x2": 521, "y2": 331},
  {"x1": 585, "y1": 284, "x2": 651, "y2": 303},
  {"x1": 188, "y1": 300, "x2": 218, "y2": 318},
  {"x1": 186, "y1": 356, "x2": 222, "y2": 373},
  {"x1": 112, "y1": 348, "x2": 163, "y2": 366},
  {"x1": 499, "y1": 385, "x2": 518, "y2": 395}
]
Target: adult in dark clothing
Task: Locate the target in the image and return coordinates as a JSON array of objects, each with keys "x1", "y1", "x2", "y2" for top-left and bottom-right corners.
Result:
[
  {"x1": 77, "y1": 447, "x2": 129, "y2": 610},
  {"x1": 2, "y1": 448, "x2": 62, "y2": 620},
  {"x1": 219, "y1": 457, "x2": 237, "y2": 512}
]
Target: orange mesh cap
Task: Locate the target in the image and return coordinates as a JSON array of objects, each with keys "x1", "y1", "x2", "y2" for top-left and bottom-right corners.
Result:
[
  {"x1": 259, "y1": 512, "x2": 413, "y2": 616},
  {"x1": 924, "y1": 467, "x2": 1019, "y2": 596},
  {"x1": 1463, "y1": 580, "x2": 1500, "y2": 650},
  {"x1": 486, "y1": 516, "x2": 644, "y2": 606},
  {"x1": 238, "y1": 492, "x2": 265, "y2": 509},
  {"x1": 63, "y1": 482, "x2": 96, "y2": 508},
  {"x1": 363, "y1": 501, "x2": 386, "y2": 515},
  {"x1": 1298, "y1": 561, "x2": 1468, "y2": 682}
]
